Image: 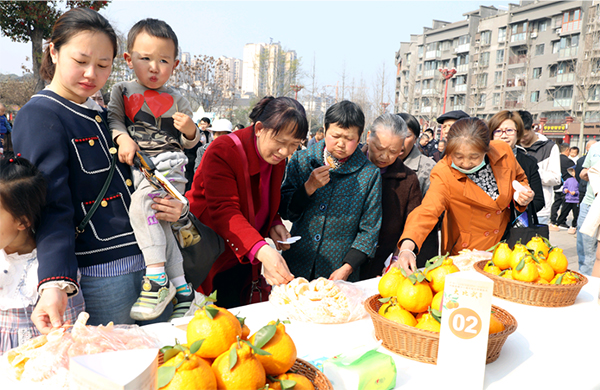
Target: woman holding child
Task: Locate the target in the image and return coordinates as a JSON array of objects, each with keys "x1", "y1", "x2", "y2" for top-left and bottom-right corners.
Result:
[
  {"x1": 395, "y1": 118, "x2": 535, "y2": 273},
  {"x1": 13, "y1": 8, "x2": 183, "y2": 331},
  {"x1": 187, "y1": 96, "x2": 308, "y2": 308}
]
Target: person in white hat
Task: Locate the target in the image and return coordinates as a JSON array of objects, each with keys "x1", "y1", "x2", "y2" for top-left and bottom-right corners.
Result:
[{"x1": 194, "y1": 119, "x2": 233, "y2": 172}]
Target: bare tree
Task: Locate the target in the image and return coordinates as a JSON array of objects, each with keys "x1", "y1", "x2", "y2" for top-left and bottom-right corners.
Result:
[
  {"x1": 170, "y1": 55, "x2": 235, "y2": 115},
  {"x1": 0, "y1": 72, "x2": 36, "y2": 107}
]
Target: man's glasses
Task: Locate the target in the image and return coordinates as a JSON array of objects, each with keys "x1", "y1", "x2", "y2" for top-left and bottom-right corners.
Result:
[{"x1": 492, "y1": 128, "x2": 516, "y2": 136}]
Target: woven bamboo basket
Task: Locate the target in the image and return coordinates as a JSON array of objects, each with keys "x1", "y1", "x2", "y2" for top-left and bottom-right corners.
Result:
[
  {"x1": 291, "y1": 358, "x2": 333, "y2": 390},
  {"x1": 158, "y1": 354, "x2": 332, "y2": 389},
  {"x1": 473, "y1": 260, "x2": 588, "y2": 307},
  {"x1": 364, "y1": 294, "x2": 518, "y2": 365}
]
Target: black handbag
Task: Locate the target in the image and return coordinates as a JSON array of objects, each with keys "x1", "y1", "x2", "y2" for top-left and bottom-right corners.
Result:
[
  {"x1": 504, "y1": 203, "x2": 549, "y2": 247},
  {"x1": 179, "y1": 212, "x2": 225, "y2": 290}
]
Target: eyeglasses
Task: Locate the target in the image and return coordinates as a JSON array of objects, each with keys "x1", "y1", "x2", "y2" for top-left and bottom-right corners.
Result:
[{"x1": 492, "y1": 128, "x2": 516, "y2": 136}]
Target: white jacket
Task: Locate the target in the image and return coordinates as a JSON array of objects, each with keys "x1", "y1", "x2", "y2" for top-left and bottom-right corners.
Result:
[
  {"x1": 580, "y1": 159, "x2": 600, "y2": 239},
  {"x1": 525, "y1": 134, "x2": 561, "y2": 220}
]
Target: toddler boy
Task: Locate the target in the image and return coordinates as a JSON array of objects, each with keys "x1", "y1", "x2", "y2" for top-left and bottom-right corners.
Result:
[{"x1": 108, "y1": 19, "x2": 199, "y2": 321}]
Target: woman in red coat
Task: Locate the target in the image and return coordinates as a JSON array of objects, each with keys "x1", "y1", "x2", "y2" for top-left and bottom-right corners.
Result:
[{"x1": 186, "y1": 97, "x2": 308, "y2": 308}]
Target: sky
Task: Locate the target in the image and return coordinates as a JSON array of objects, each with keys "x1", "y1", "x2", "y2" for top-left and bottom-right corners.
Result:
[{"x1": 0, "y1": 0, "x2": 511, "y2": 101}]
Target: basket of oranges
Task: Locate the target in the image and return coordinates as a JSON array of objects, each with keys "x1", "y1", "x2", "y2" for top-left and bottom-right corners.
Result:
[
  {"x1": 158, "y1": 294, "x2": 332, "y2": 390},
  {"x1": 366, "y1": 257, "x2": 517, "y2": 364},
  {"x1": 474, "y1": 237, "x2": 588, "y2": 307}
]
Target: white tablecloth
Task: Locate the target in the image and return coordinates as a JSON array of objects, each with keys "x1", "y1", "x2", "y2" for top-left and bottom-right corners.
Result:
[{"x1": 170, "y1": 276, "x2": 600, "y2": 390}]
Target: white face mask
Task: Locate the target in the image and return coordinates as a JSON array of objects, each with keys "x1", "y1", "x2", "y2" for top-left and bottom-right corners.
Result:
[{"x1": 451, "y1": 159, "x2": 486, "y2": 175}]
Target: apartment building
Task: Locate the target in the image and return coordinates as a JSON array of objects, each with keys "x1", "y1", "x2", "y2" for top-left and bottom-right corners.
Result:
[
  {"x1": 395, "y1": 0, "x2": 600, "y2": 146},
  {"x1": 242, "y1": 42, "x2": 298, "y2": 98},
  {"x1": 216, "y1": 56, "x2": 243, "y2": 97}
]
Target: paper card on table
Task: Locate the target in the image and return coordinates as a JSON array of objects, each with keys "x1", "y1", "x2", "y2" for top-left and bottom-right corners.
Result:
[
  {"x1": 437, "y1": 271, "x2": 493, "y2": 390},
  {"x1": 277, "y1": 236, "x2": 301, "y2": 244},
  {"x1": 69, "y1": 348, "x2": 158, "y2": 390}
]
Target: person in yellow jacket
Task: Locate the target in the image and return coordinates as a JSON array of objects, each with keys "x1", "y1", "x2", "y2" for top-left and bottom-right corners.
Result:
[{"x1": 395, "y1": 118, "x2": 534, "y2": 273}]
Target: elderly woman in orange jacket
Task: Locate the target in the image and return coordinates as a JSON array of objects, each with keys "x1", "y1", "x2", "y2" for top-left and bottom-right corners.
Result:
[{"x1": 395, "y1": 118, "x2": 535, "y2": 273}]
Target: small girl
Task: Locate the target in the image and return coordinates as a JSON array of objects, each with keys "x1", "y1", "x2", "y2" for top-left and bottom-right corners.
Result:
[{"x1": 0, "y1": 154, "x2": 84, "y2": 354}]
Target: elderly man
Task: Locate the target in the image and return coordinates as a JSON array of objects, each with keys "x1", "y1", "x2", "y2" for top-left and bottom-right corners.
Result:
[{"x1": 437, "y1": 110, "x2": 469, "y2": 140}]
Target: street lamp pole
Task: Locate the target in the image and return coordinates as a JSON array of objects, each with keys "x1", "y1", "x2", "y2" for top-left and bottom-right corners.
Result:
[
  {"x1": 438, "y1": 67, "x2": 457, "y2": 114},
  {"x1": 290, "y1": 84, "x2": 304, "y2": 100}
]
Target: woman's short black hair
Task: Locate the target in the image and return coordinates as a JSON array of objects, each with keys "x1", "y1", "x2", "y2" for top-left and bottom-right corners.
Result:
[
  {"x1": 324, "y1": 101, "x2": 365, "y2": 137},
  {"x1": 397, "y1": 113, "x2": 421, "y2": 138},
  {"x1": 0, "y1": 155, "x2": 47, "y2": 231},
  {"x1": 249, "y1": 96, "x2": 308, "y2": 140}
]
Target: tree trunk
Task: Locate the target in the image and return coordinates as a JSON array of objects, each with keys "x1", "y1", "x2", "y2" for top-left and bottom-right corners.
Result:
[{"x1": 31, "y1": 27, "x2": 45, "y2": 93}]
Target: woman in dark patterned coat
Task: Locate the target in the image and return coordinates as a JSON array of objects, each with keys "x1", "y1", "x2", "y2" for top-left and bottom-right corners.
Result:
[{"x1": 280, "y1": 101, "x2": 382, "y2": 282}]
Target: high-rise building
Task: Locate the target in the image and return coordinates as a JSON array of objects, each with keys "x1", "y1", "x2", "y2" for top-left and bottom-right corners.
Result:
[
  {"x1": 395, "y1": 0, "x2": 600, "y2": 146},
  {"x1": 242, "y1": 42, "x2": 298, "y2": 98},
  {"x1": 217, "y1": 56, "x2": 243, "y2": 97}
]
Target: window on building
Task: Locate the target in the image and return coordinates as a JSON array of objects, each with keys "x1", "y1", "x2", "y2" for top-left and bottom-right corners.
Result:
[
  {"x1": 511, "y1": 22, "x2": 528, "y2": 42},
  {"x1": 480, "y1": 52, "x2": 490, "y2": 66},
  {"x1": 589, "y1": 85, "x2": 600, "y2": 101},
  {"x1": 535, "y1": 44, "x2": 545, "y2": 56},
  {"x1": 478, "y1": 94, "x2": 487, "y2": 107},
  {"x1": 415, "y1": 81, "x2": 421, "y2": 91},
  {"x1": 560, "y1": 34, "x2": 579, "y2": 49},
  {"x1": 531, "y1": 91, "x2": 540, "y2": 103},
  {"x1": 539, "y1": 20, "x2": 547, "y2": 32},
  {"x1": 553, "y1": 15, "x2": 562, "y2": 28},
  {"x1": 494, "y1": 71, "x2": 503, "y2": 84},
  {"x1": 457, "y1": 54, "x2": 469, "y2": 66},
  {"x1": 493, "y1": 93, "x2": 501, "y2": 105},
  {"x1": 402, "y1": 102, "x2": 409, "y2": 111},
  {"x1": 533, "y1": 67, "x2": 542, "y2": 79},
  {"x1": 423, "y1": 97, "x2": 431, "y2": 107},
  {"x1": 418, "y1": 64, "x2": 422, "y2": 74},
  {"x1": 498, "y1": 27, "x2": 506, "y2": 42},
  {"x1": 406, "y1": 53, "x2": 411, "y2": 63},
  {"x1": 456, "y1": 75, "x2": 467, "y2": 85},
  {"x1": 418, "y1": 46, "x2": 423, "y2": 57},
  {"x1": 555, "y1": 86, "x2": 573, "y2": 99},
  {"x1": 459, "y1": 35, "x2": 470, "y2": 45},
  {"x1": 546, "y1": 89, "x2": 554, "y2": 101},
  {"x1": 552, "y1": 41, "x2": 560, "y2": 53},
  {"x1": 496, "y1": 49, "x2": 505, "y2": 63},
  {"x1": 404, "y1": 86, "x2": 409, "y2": 95},
  {"x1": 477, "y1": 73, "x2": 488, "y2": 87},
  {"x1": 481, "y1": 31, "x2": 492, "y2": 45},
  {"x1": 414, "y1": 99, "x2": 420, "y2": 109},
  {"x1": 585, "y1": 111, "x2": 600, "y2": 122},
  {"x1": 557, "y1": 61, "x2": 575, "y2": 74},
  {"x1": 563, "y1": 9, "x2": 581, "y2": 24},
  {"x1": 442, "y1": 40, "x2": 452, "y2": 51}
]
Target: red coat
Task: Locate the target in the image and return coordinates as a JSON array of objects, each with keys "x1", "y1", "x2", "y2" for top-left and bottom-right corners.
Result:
[{"x1": 186, "y1": 126, "x2": 285, "y2": 296}]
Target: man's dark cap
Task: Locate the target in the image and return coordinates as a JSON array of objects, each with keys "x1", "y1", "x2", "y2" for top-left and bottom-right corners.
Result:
[{"x1": 437, "y1": 110, "x2": 469, "y2": 123}]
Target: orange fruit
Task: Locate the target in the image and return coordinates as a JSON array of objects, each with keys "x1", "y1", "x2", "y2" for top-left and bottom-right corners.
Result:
[
  {"x1": 212, "y1": 340, "x2": 265, "y2": 390},
  {"x1": 526, "y1": 236, "x2": 549, "y2": 260},
  {"x1": 536, "y1": 260, "x2": 555, "y2": 282},
  {"x1": 160, "y1": 351, "x2": 217, "y2": 390},
  {"x1": 489, "y1": 312, "x2": 505, "y2": 334},
  {"x1": 382, "y1": 305, "x2": 417, "y2": 326},
  {"x1": 513, "y1": 255, "x2": 539, "y2": 283},
  {"x1": 268, "y1": 373, "x2": 315, "y2": 390},
  {"x1": 427, "y1": 258, "x2": 459, "y2": 293},
  {"x1": 378, "y1": 297, "x2": 398, "y2": 316},
  {"x1": 378, "y1": 267, "x2": 406, "y2": 298},
  {"x1": 534, "y1": 277, "x2": 549, "y2": 284},
  {"x1": 547, "y1": 248, "x2": 568, "y2": 274},
  {"x1": 483, "y1": 261, "x2": 502, "y2": 276},
  {"x1": 509, "y1": 243, "x2": 530, "y2": 270},
  {"x1": 249, "y1": 321, "x2": 296, "y2": 376},
  {"x1": 187, "y1": 305, "x2": 242, "y2": 359},
  {"x1": 500, "y1": 269, "x2": 513, "y2": 280},
  {"x1": 491, "y1": 242, "x2": 513, "y2": 270},
  {"x1": 415, "y1": 311, "x2": 441, "y2": 332},
  {"x1": 397, "y1": 272, "x2": 433, "y2": 313},
  {"x1": 241, "y1": 323, "x2": 251, "y2": 340},
  {"x1": 431, "y1": 291, "x2": 443, "y2": 311},
  {"x1": 551, "y1": 271, "x2": 580, "y2": 285}
]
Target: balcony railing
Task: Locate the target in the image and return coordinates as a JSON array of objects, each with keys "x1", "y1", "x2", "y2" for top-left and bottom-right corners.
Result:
[
  {"x1": 423, "y1": 69, "x2": 436, "y2": 77},
  {"x1": 510, "y1": 33, "x2": 526, "y2": 43},
  {"x1": 452, "y1": 105, "x2": 466, "y2": 111},
  {"x1": 455, "y1": 44, "x2": 470, "y2": 53},
  {"x1": 508, "y1": 54, "x2": 527, "y2": 65},
  {"x1": 456, "y1": 64, "x2": 469, "y2": 73},
  {"x1": 556, "y1": 73, "x2": 575, "y2": 83},
  {"x1": 506, "y1": 78, "x2": 526, "y2": 87},
  {"x1": 422, "y1": 88, "x2": 437, "y2": 96},
  {"x1": 554, "y1": 98, "x2": 572, "y2": 108},
  {"x1": 425, "y1": 50, "x2": 441, "y2": 59},
  {"x1": 505, "y1": 100, "x2": 524, "y2": 109},
  {"x1": 558, "y1": 46, "x2": 579, "y2": 58},
  {"x1": 455, "y1": 84, "x2": 467, "y2": 92},
  {"x1": 421, "y1": 106, "x2": 432, "y2": 113}
]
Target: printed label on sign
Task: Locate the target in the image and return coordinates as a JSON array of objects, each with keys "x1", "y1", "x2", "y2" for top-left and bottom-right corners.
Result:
[{"x1": 437, "y1": 270, "x2": 494, "y2": 390}]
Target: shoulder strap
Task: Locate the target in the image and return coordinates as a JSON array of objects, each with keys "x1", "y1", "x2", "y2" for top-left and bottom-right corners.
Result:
[
  {"x1": 229, "y1": 132, "x2": 255, "y2": 227},
  {"x1": 76, "y1": 119, "x2": 117, "y2": 236}
]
